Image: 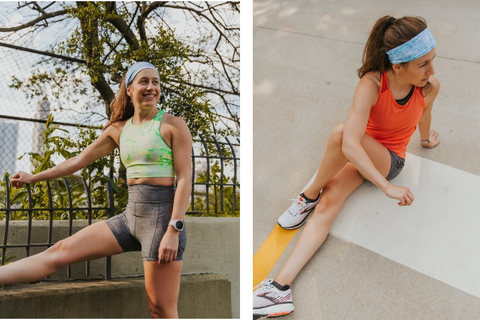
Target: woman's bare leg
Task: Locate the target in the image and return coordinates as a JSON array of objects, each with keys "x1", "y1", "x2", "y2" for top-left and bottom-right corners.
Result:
[
  {"x1": 275, "y1": 126, "x2": 392, "y2": 285},
  {"x1": 275, "y1": 163, "x2": 363, "y2": 285},
  {"x1": 0, "y1": 221, "x2": 123, "y2": 285},
  {"x1": 144, "y1": 260, "x2": 182, "y2": 318},
  {"x1": 302, "y1": 123, "x2": 350, "y2": 199}
]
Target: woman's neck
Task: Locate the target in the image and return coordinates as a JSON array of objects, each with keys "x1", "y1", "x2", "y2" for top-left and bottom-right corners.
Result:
[
  {"x1": 386, "y1": 70, "x2": 413, "y2": 99},
  {"x1": 132, "y1": 107, "x2": 158, "y2": 125}
]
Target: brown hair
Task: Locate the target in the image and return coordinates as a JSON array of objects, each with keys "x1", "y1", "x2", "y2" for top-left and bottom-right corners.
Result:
[
  {"x1": 357, "y1": 16, "x2": 432, "y2": 94},
  {"x1": 104, "y1": 78, "x2": 134, "y2": 130}
]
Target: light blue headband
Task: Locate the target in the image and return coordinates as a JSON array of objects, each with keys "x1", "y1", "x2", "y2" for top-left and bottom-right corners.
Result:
[
  {"x1": 386, "y1": 27, "x2": 436, "y2": 64},
  {"x1": 125, "y1": 61, "x2": 159, "y2": 87}
]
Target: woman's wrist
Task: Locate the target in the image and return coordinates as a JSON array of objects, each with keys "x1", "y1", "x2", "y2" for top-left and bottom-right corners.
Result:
[
  {"x1": 379, "y1": 180, "x2": 392, "y2": 193},
  {"x1": 166, "y1": 225, "x2": 181, "y2": 234}
]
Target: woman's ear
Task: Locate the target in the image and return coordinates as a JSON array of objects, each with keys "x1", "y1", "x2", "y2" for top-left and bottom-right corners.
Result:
[{"x1": 392, "y1": 63, "x2": 404, "y2": 76}]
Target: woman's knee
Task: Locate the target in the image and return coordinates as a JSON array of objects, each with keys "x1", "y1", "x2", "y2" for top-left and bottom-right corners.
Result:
[
  {"x1": 148, "y1": 302, "x2": 177, "y2": 318},
  {"x1": 311, "y1": 195, "x2": 337, "y2": 224},
  {"x1": 44, "y1": 240, "x2": 71, "y2": 269},
  {"x1": 329, "y1": 123, "x2": 345, "y2": 146}
]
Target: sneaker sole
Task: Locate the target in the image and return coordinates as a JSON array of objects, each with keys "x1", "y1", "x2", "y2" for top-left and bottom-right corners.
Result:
[
  {"x1": 253, "y1": 303, "x2": 294, "y2": 318},
  {"x1": 277, "y1": 206, "x2": 315, "y2": 230}
]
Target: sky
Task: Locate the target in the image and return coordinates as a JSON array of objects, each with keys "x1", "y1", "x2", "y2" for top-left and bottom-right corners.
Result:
[{"x1": 0, "y1": 1, "x2": 241, "y2": 175}]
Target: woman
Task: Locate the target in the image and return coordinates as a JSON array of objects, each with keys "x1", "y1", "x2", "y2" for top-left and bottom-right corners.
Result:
[
  {"x1": 253, "y1": 16, "x2": 440, "y2": 318},
  {"x1": 3, "y1": 61, "x2": 192, "y2": 319}
]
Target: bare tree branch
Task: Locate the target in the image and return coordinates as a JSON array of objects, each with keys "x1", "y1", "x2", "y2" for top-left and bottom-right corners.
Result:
[
  {"x1": 105, "y1": 1, "x2": 140, "y2": 50},
  {"x1": 0, "y1": 8, "x2": 67, "y2": 32},
  {"x1": 76, "y1": 1, "x2": 115, "y2": 114},
  {"x1": 102, "y1": 2, "x2": 140, "y2": 64},
  {"x1": 137, "y1": 1, "x2": 167, "y2": 44}
]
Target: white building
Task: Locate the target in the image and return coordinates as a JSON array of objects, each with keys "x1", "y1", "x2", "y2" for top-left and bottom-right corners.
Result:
[{"x1": 0, "y1": 120, "x2": 19, "y2": 177}]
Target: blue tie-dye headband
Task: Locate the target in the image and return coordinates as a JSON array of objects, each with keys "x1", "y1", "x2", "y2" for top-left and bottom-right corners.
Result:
[
  {"x1": 386, "y1": 27, "x2": 436, "y2": 64},
  {"x1": 125, "y1": 62, "x2": 159, "y2": 87}
]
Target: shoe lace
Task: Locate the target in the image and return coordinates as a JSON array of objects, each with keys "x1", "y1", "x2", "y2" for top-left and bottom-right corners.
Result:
[
  {"x1": 286, "y1": 196, "x2": 306, "y2": 216},
  {"x1": 253, "y1": 278, "x2": 274, "y2": 293}
]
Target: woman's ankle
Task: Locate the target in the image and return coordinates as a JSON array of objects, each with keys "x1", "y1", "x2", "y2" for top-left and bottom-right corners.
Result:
[{"x1": 302, "y1": 189, "x2": 320, "y2": 201}]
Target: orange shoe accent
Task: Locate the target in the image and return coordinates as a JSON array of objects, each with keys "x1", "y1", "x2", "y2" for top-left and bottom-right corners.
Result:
[{"x1": 270, "y1": 311, "x2": 292, "y2": 317}]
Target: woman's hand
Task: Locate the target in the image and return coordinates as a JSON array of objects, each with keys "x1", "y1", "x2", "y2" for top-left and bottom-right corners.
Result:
[
  {"x1": 421, "y1": 130, "x2": 441, "y2": 148},
  {"x1": 158, "y1": 229, "x2": 179, "y2": 264},
  {"x1": 383, "y1": 183, "x2": 414, "y2": 206},
  {"x1": 10, "y1": 171, "x2": 35, "y2": 189}
]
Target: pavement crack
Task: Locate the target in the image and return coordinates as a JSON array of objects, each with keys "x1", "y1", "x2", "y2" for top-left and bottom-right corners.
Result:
[{"x1": 254, "y1": 25, "x2": 480, "y2": 65}]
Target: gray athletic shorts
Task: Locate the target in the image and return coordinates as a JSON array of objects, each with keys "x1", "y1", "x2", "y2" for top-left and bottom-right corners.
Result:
[
  {"x1": 385, "y1": 149, "x2": 405, "y2": 181},
  {"x1": 106, "y1": 184, "x2": 187, "y2": 261}
]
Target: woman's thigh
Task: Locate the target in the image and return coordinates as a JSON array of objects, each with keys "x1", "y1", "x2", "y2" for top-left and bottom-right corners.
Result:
[
  {"x1": 49, "y1": 221, "x2": 124, "y2": 265},
  {"x1": 143, "y1": 261, "x2": 182, "y2": 313},
  {"x1": 360, "y1": 132, "x2": 392, "y2": 179}
]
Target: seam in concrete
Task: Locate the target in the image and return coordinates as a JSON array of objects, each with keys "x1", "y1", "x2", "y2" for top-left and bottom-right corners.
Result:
[{"x1": 254, "y1": 25, "x2": 480, "y2": 65}]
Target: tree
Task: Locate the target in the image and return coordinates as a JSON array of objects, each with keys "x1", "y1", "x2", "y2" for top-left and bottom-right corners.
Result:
[{"x1": 0, "y1": 1, "x2": 240, "y2": 138}]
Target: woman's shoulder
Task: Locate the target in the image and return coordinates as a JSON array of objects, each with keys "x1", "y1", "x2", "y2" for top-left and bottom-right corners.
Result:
[
  {"x1": 354, "y1": 71, "x2": 381, "y2": 105},
  {"x1": 427, "y1": 75, "x2": 440, "y2": 92},
  {"x1": 104, "y1": 119, "x2": 128, "y2": 137},
  {"x1": 161, "y1": 112, "x2": 188, "y2": 129},
  {"x1": 161, "y1": 112, "x2": 192, "y2": 138},
  {"x1": 360, "y1": 71, "x2": 382, "y2": 89},
  {"x1": 110, "y1": 119, "x2": 128, "y2": 131},
  {"x1": 423, "y1": 75, "x2": 440, "y2": 104}
]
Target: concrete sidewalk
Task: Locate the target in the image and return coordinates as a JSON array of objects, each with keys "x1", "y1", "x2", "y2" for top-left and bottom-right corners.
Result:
[{"x1": 253, "y1": 0, "x2": 480, "y2": 319}]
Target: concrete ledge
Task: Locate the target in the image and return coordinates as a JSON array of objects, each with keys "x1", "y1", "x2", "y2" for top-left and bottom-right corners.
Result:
[
  {"x1": 0, "y1": 217, "x2": 239, "y2": 317},
  {"x1": 0, "y1": 273, "x2": 231, "y2": 318}
]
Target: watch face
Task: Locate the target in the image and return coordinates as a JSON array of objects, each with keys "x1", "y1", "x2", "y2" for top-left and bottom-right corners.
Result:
[{"x1": 175, "y1": 221, "x2": 184, "y2": 229}]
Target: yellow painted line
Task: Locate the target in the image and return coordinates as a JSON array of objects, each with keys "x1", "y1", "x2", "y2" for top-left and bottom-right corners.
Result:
[{"x1": 253, "y1": 224, "x2": 299, "y2": 287}]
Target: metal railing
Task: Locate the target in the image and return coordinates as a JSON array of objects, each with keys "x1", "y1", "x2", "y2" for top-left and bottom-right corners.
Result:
[
  {"x1": 191, "y1": 135, "x2": 239, "y2": 214},
  {"x1": 0, "y1": 176, "x2": 115, "y2": 279},
  {"x1": 0, "y1": 136, "x2": 239, "y2": 279}
]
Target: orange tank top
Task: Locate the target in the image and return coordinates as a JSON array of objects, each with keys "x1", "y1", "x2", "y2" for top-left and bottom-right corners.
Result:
[{"x1": 365, "y1": 72, "x2": 425, "y2": 159}]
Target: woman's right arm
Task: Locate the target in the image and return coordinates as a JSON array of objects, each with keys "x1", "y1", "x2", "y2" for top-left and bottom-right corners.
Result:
[
  {"x1": 11, "y1": 126, "x2": 119, "y2": 188},
  {"x1": 342, "y1": 76, "x2": 414, "y2": 206}
]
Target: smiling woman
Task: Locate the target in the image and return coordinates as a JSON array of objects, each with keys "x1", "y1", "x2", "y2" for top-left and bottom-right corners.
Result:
[{"x1": 3, "y1": 61, "x2": 192, "y2": 319}]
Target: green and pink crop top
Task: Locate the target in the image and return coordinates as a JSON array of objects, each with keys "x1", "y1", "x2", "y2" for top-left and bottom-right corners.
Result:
[{"x1": 119, "y1": 110, "x2": 175, "y2": 179}]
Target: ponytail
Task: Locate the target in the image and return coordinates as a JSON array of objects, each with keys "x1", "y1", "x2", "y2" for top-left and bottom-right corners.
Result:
[
  {"x1": 357, "y1": 16, "x2": 428, "y2": 79},
  {"x1": 103, "y1": 78, "x2": 135, "y2": 130}
]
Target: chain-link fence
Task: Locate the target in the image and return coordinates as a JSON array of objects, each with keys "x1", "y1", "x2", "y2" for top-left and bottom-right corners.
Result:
[{"x1": 0, "y1": 42, "x2": 240, "y2": 217}]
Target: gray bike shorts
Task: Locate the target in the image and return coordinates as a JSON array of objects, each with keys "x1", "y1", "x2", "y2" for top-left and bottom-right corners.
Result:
[
  {"x1": 106, "y1": 184, "x2": 186, "y2": 261},
  {"x1": 385, "y1": 149, "x2": 405, "y2": 181}
]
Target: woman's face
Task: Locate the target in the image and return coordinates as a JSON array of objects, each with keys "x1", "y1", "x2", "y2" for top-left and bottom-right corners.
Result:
[
  {"x1": 126, "y1": 68, "x2": 161, "y2": 108},
  {"x1": 400, "y1": 48, "x2": 436, "y2": 87}
]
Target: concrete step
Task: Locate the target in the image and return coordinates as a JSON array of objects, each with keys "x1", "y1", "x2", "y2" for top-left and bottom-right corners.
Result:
[{"x1": 0, "y1": 273, "x2": 231, "y2": 318}]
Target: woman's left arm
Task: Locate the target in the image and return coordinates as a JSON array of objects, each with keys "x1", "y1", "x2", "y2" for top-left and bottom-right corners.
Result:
[
  {"x1": 158, "y1": 116, "x2": 192, "y2": 264},
  {"x1": 418, "y1": 76, "x2": 441, "y2": 148}
]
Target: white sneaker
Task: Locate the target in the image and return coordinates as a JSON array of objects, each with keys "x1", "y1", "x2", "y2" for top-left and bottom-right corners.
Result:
[
  {"x1": 277, "y1": 193, "x2": 321, "y2": 229},
  {"x1": 253, "y1": 279, "x2": 294, "y2": 318}
]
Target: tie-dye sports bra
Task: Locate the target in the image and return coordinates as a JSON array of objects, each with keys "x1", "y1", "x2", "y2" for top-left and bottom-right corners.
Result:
[{"x1": 119, "y1": 110, "x2": 175, "y2": 179}]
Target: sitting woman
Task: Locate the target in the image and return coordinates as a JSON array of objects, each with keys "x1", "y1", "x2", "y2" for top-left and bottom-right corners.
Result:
[{"x1": 253, "y1": 16, "x2": 440, "y2": 318}]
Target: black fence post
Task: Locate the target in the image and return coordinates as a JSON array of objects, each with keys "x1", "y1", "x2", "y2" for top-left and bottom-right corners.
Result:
[
  {"x1": 226, "y1": 137, "x2": 238, "y2": 211},
  {"x1": 199, "y1": 135, "x2": 211, "y2": 212},
  {"x1": 105, "y1": 182, "x2": 115, "y2": 280},
  {"x1": 1, "y1": 176, "x2": 11, "y2": 266},
  {"x1": 212, "y1": 136, "x2": 225, "y2": 213},
  {"x1": 82, "y1": 178, "x2": 92, "y2": 276},
  {"x1": 25, "y1": 184, "x2": 33, "y2": 258}
]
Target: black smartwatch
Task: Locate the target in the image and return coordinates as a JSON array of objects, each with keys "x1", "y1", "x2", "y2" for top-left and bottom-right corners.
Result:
[{"x1": 169, "y1": 220, "x2": 184, "y2": 232}]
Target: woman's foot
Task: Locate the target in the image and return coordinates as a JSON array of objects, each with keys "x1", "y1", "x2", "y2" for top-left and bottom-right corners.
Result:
[
  {"x1": 253, "y1": 279, "x2": 294, "y2": 318},
  {"x1": 277, "y1": 192, "x2": 321, "y2": 229}
]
